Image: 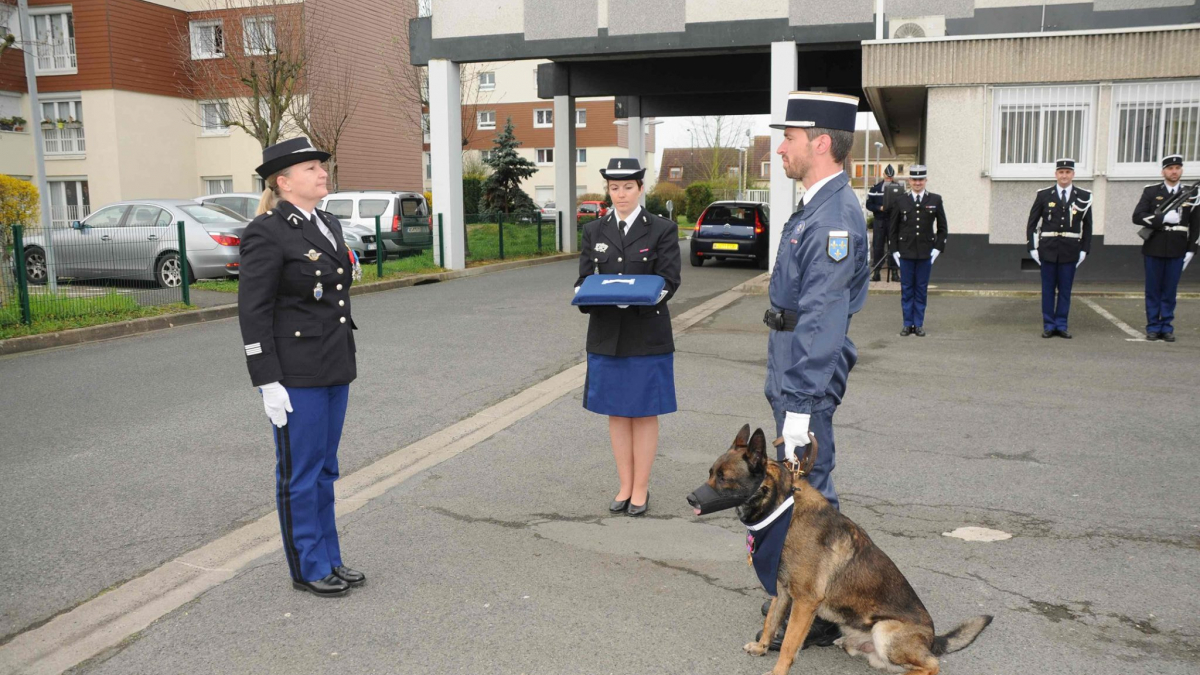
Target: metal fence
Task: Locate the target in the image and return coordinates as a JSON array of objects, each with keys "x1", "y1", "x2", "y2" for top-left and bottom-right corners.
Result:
[{"x1": 2, "y1": 222, "x2": 191, "y2": 330}]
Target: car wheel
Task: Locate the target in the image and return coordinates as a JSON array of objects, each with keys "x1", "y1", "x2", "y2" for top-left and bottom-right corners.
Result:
[
  {"x1": 689, "y1": 252, "x2": 703, "y2": 267},
  {"x1": 155, "y1": 252, "x2": 195, "y2": 289},
  {"x1": 24, "y1": 246, "x2": 49, "y2": 285}
]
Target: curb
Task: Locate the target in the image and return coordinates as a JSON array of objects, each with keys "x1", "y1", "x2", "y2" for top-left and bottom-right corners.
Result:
[{"x1": 0, "y1": 253, "x2": 576, "y2": 358}]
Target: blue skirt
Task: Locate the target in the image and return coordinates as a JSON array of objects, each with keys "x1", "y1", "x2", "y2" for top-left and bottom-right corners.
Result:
[{"x1": 584, "y1": 353, "x2": 677, "y2": 417}]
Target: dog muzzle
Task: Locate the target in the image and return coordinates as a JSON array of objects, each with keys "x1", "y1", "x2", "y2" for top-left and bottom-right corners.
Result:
[{"x1": 686, "y1": 481, "x2": 760, "y2": 516}]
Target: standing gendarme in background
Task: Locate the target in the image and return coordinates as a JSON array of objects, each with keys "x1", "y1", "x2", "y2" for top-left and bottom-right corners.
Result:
[
  {"x1": 888, "y1": 165, "x2": 947, "y2": 337},
  {"x1": 1026, "y1": 158, "x2": 1093, "y2": 339},
  {"x1": 1132, "y1": 154, "x2": 1198, "y2": 342}
]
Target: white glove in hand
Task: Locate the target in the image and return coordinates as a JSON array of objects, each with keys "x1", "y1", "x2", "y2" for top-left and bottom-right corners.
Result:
[
  {"x1": 782, "y1": 412, "x2": 811, "y2": 463},
  {"x1": 656, "y1": 289, "x2": 668, "y2": 304},
  {"x1": 892, "y1": 252, "x2": 901, "y2": 267},
  {"x1": 1185, "y1": 252, "x2": 1194, "y2": 271},
  {"x1": 1164, "y1": 210, "x2": 1182, "y2": 225},
  {"x1": 573, "y1": 286, "x2": 580, "y2": 294},
  {"x1": 260, "y1": 382, "x2": 292, "y2": 428},
  {"x1": 930, "y1": 249, "x2": 940, "y2": 265},
  {"x1": 1076, "y1": 251, "x2": 1087, "y2": 269},
  {"x1": 1030, "y1": 250, "x2": 1041, "y2": 266}
]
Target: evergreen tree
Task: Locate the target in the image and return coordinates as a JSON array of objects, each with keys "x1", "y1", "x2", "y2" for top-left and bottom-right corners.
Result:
[{"x1": 479, "y1": 117, "x2": 538, "y2": 218}]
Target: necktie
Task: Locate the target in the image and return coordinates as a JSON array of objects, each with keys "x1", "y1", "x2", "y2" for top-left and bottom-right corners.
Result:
[
  {"x1": 1060, "y1": 189, "x2": 1067, "y2": 204},
  {"x1": 914, "y1": 195, "x2": 921, "y2": 207},
  {"x1": 619, "y1": 220, "x2": 627, "y2": 237}
]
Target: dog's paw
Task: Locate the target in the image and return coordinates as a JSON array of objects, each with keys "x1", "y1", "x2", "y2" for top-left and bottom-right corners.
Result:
[{"x1": 743, "y1": 641, "x2": 768, "y2": 656}]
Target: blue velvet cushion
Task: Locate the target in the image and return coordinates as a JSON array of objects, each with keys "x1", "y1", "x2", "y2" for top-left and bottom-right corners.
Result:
[{"x1": 572, "y1": 274, "x2": 666, "y2": 306}]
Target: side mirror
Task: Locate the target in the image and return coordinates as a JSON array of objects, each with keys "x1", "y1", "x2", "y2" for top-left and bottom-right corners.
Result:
[{"x1": 71, "y1": 220, "x2": 84, "y2": 230}]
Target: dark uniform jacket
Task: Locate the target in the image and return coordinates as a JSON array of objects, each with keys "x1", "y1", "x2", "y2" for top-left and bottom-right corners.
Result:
[
  {"x1": 888, "y1": 191, "x2": 948, "y2": 260},
  {"x1": 865, "y1": 179, "x2": 894, "y2": 221},
  {"x1": 575, "y1": 209, "x2": 682, "y2": 357},
  {"x1": 239, "y1": 200, "x2": 357, "y2": 388},
  {"x1": 1132, "y1": 182, "x2": 1199, "y2": 259},
  {"x1": 1026, "y1": 185, "x2": 1093, "y2": 264}
]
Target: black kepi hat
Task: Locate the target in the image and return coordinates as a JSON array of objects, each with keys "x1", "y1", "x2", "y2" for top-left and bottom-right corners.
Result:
[
  {"x1": 600, "y1": 157, "x2": 646, "y2": 181},
  {"x1": 769, "y1": 91, "x2": 859, "y2": 132},
  {"x1": 884, "y1": 164, "x2": 895, "y2": 177},
  {"x1": 1055, "y1": 158, "x2": 1076, "y2": 170},
  {"x1": 1162, "y1": 154, "x2": 1184, "y2": 168},
  {"x1": 908, "y1": 165, "x2": 928, "y2": 179},
  {"x1": 256, "y1": 137, "x2": 331, "y2": 179}
]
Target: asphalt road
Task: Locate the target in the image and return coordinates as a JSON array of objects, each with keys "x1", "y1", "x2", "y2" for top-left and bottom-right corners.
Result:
[
  {"x1": 67, "y1": 290, "x2": 1200, "y2": 675},
  {"x1": 0, "y1": 242, "x2": 760, "y2": 644}
]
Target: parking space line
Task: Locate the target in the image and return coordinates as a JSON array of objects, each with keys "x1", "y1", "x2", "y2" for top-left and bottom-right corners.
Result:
[
  {"x1": 1080, "y1": 298, "x2": 1146, "y2": 341},
  {"x1": 0, "y1": 274, "x2": 761, "y2": 675}
]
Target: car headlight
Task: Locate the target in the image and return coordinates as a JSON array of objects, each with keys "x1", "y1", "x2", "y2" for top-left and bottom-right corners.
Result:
[{"x1": 343, "y1": 233, "x2": 359, "y2": 243}]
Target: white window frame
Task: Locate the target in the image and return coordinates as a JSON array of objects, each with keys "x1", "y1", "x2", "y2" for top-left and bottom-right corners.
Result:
[
  {"x1": 28, "y1": 6, "x2": 76, "y2": 75},
  {"x1": 669, "y1": 166, "x2": 682, "y2": 180},
  {"x1": 190, "y1": 19, "x2": 225, "y2": 60},
  {"x1": 203, "y1": 176, "x2": 234, "y2": 195},
  {"x1": 200, "y1": 100, "x2": 231, "y2": 136},
  {"x1": 253, "y1": 175, "x2": 266, "y2": 192},
  {"x1": 242, "y1": 15, "x2": 276, "y2": 56},
  {"x1": 761, "y1": 161, "x2": 770, "y2": 177},
  {"x1": 576, "y1": 148, "x2": 587, "y2": 165},
  {"x1": 575, "y1": 108, "x2": 587, "y2": 128},
  {"x1": 534, "y1": 109, "x2": 553, "y2": 128},
  {"x1": 422, "y1": 112, "x2": 430, "y2": 143},
  {"x1": 990, "y1": 84, "x2": 1097, "y2": 179},
  {"x1": 1109, "y1": 79, "x2": 1200, "y2": 179},
  {"x1": 47, "y1": 178, "x2": 90, "y2": 228},
  {"x1": 478, "y1": 71, "x2": 495, "y2": 91},
  {"x1": 40, "y1": 95, "x2": 84, "y2": 156},
  {"x1": 477, "y1": 110, "x2": 496, "y2": 130},
  {"x1": 536, "y1": 148, "x2": 553, "y2": 165}
]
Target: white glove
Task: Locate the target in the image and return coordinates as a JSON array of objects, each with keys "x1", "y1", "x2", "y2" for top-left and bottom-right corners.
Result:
[
  {"x1": 782, "y1": 412, "x2": 811, "y2": 463},
  {"x1": 260, "y1": 382, "x2": 292, "y2": 428},
  {"x1": 1030, "y1": 250, "x2": 1041, "y2": 266},
  {"x1": 1076, "y1": 251, "x2": 1087, "y2": 269},
  {"x1": 930, "y1": 249, "x2": 940, "y2": 265},
  {"x1": 1164, "y1": 210, "x2": 1182, "y2": 225},
  {"x1": 573, "y1": 286, "x2": 580, "y2": 294},
  {"x1": 656, "y1": 289, "x2": 668, "y2": 304},
  {"x1": 892, "y1": 252, "x2": 900, "y2": 267},
  {"x1": 617, "y1": 304, "x2": 629, "y2": 309},
  {"x1": 1185, "y1": 252, "x2": 1194, "y2": 271}
]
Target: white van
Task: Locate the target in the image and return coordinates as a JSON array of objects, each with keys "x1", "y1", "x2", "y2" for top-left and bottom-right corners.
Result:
[{"x1": 318, "y1": 191, "x2": 432, "y2": 260}]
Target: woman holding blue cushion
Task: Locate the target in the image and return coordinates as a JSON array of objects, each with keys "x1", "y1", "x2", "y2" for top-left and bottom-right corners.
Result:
[{"x1": 575, "y1": 158, "x2": 682, "y2": 517}]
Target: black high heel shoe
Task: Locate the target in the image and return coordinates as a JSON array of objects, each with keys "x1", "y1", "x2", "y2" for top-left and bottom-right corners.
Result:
[
  {"x1": 627, "y1": 493, "x2": 649, "y2": 517},
  {"x1": 609, "y1": 497, "x2": 631, "y2": 513}
]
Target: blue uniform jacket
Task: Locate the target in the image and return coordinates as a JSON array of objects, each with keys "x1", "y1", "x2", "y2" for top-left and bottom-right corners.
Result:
[{"x1": 767, "y1": 172, "x2": 870, "y2": 414}]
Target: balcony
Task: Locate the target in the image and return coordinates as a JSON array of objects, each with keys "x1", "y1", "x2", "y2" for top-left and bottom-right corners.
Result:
[
  {"x1": 35, "y1": 37, "x2": 77, "y2": 74},
  {"x1": 42, "y1": 124, "x2": 86, "y2": 156},
  {"x1": 49, "y1": 204, "x2": 92, "y2": 229}
]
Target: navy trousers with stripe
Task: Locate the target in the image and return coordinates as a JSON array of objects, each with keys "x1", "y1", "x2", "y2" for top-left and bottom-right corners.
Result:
[
  {"x1": 272, "y1": 384, "x2": 348, "y2": 583},
  {"x1": 1040, "y1": 260, "x2": 1077, "y2": 331},
  {"x1": 1144, "y1": 255, "x2": 1185, "y2": 335}
]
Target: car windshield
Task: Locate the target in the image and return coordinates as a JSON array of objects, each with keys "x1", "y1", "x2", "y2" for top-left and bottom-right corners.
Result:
[
  {"x1": 179, "y1": 204, "x2": 247, "y2": 224},
  {"x1": 704, "y1": 206, "x2": 755, "y2": 225}
]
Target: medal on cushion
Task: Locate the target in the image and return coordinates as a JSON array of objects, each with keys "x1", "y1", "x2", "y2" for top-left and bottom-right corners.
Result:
[{"x1": 313, "y1": 281, "x2": 323, "y2": 300}]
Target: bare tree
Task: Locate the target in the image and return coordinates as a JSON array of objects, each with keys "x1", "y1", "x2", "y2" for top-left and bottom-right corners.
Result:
[
  {"x1": 1, "y1": 1, "x2": 17, "y2": 58},
  {"x1": 175, "y1": 0, "x2": 324, "y2": 148},
  {"x1": 689, "y1": 115, "x2": 753, "y2": 186},
  {"x1": 293, "y1": 53, "x2": 358, "y2": 190},
  {"x1": 383, "y1": 7, "x2": 491, "y2": 152}
]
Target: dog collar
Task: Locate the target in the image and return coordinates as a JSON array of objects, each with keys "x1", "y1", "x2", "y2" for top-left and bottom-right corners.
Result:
[{"x1": 746, "y1": 496, "x2": 795, "y2": 531}]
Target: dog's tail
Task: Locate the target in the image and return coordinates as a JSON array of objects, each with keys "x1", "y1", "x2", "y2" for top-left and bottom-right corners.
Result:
[{"x1": 931, "y1": 615, "x2": 993, "y2": 655}]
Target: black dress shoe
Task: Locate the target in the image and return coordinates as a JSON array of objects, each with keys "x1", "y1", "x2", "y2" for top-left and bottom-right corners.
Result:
[
  {"x1": 1042, "y1": 330, "x2": 1054, "y2": 338},
  {"x1": 914, "y1": 326, "x2": 926, "y2": 337},
  {"x1": 871, "y1": 272, "x2": 881, "y2": 282},
  {"x1": 609, "y1": 498, "x2": 631, "y2": 513},
  {"x1": 332, "y1": 565, "x2": 366, "y2": 586},
  {"x1": 292, "y1": 573, "x2": 350, "y2": 597},
  {"x1": 900, "y1": 326, "x2": 913, "y2": 336},
  {"x1": 1162, "y1": 332, "x2": 1176, "y2": 342},
  {"x1": 755, "y1": 617, "x2": 841, "y2": 652},
  {"x1": 1146, "y1": 332, "x2": 1160, "y2": 341},
  {"x1": 627, "y1": 493, "x2": 649, "y2": 517},
  {"x1": 1058, "y1": 330, "x2": 1073, "y2": 339}
]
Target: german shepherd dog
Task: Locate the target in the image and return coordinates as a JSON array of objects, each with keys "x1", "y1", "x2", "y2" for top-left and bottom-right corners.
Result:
[{"x1": 687, "y1": 425, "x2": 992, "y2": 675}]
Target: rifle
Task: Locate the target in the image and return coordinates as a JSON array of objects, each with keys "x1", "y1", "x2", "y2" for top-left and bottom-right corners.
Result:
[{"x1": 1140, "y1": 180, "x2": 1199, "y2": 241}]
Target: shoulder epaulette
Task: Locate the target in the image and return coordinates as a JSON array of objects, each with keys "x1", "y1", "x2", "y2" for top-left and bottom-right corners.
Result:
[{"x1": 1037, "y1": 186, "x2": 1056, "y2": 192}]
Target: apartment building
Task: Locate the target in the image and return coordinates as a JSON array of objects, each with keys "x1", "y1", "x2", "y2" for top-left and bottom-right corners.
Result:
[
  {"x1": 422, "y1": 59, "x2": 656, "y2": 207},
  {"x1": 0, "y1": 0, "x2": 422, "y2": 227}
]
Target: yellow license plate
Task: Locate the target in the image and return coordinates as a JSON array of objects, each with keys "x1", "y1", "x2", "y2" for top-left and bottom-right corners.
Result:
[{"x1": 712, "y1": 243, "x2": 739, "y2": 251}]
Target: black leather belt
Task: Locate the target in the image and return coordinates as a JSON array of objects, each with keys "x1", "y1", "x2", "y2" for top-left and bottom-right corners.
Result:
[{"x1": 763, "y1": 308, "x2": 798, "y2": 331}]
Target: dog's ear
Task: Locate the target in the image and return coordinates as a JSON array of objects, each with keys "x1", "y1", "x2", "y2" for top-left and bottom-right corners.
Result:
[
  {"x1": 734, "y1": 424, "x2": 752, "y2": 448},
  {"x1": 799, "y1": 432, "x2": 818, "y2": 476},
  {"x1": 746, "y1": 428, "x2": 768, "y2": 473}
]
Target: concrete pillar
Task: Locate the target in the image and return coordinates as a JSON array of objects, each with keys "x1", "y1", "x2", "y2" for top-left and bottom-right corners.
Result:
[
  {"x1": 769, "y1": 41, "x2": 798, "y2": 272},
  {"x1": 428, "y1": 59, "x2": 465, "y2": 270},
  {"x1": 627, "y1": 115, "x2": 645, "y2": 206},
  {"x1": 554, "y1": 94, "x2": 578, "y2": 253}
]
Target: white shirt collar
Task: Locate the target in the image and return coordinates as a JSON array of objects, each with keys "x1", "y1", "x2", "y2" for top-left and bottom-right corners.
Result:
[
  {"x1": 911, "y1": 190, "x2": 926, "y2": 200},
  {"x1": 615, "y1": 205, "x2": 642, "y2": 232},
  {"x1": 1058, "y1": 184, "x2": 1073, "y2": 195},
  {"x1": 294, "y1": 205, "x2": 315, "y2": 221},
  {"x1": 1165, "y1": 181, "x2": 1180, "y2": 193},
  {"x1": 802, "y1": 171, "x2": 843, "y2": 206}
]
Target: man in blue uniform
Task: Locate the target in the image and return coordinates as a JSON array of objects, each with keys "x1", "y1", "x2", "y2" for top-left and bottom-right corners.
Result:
[
  {"x1": 1132, "y1": 154, "x2": 1198, "y2": 342},
  {"x1": 1027, "y1": 158, "x2": 1093, "y2": 339},
  {"x1": 889, "y1": 165, "x2": 948, "y2": 336},
  {"x1": 866, "y1": 164, "x2": 897, "y2": 282},
  {"x1": 758, "y1": 91, "x2": 870, "y2": 651}
]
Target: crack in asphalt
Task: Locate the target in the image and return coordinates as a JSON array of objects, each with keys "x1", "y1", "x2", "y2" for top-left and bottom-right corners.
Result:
[{"x1": 646, "y1": 560, "x2": 761, "y2": 598}]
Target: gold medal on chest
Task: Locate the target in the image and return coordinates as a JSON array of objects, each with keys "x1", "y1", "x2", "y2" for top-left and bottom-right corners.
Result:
[
  {"x1": 306, "y1": 249, "x2": 322, "y2": 261},
  {"x1": 1048, "y1": 202, "x2": 1056, "y2": 208}
]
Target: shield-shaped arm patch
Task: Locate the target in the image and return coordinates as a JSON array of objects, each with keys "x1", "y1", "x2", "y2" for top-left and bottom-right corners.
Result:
[{"x1": 827, "y1": 230, "x2": 849, "y2": 262}]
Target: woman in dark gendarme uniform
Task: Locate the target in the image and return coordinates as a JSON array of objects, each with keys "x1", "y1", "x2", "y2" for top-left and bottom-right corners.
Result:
[{"x1": 574, "y1": 158, "x2": 682, "y2": 517}]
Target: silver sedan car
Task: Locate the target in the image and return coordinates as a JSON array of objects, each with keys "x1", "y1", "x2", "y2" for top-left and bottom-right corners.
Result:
[{"x1": 22, "y1": 199, "x2": 249, "y2": 288}]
